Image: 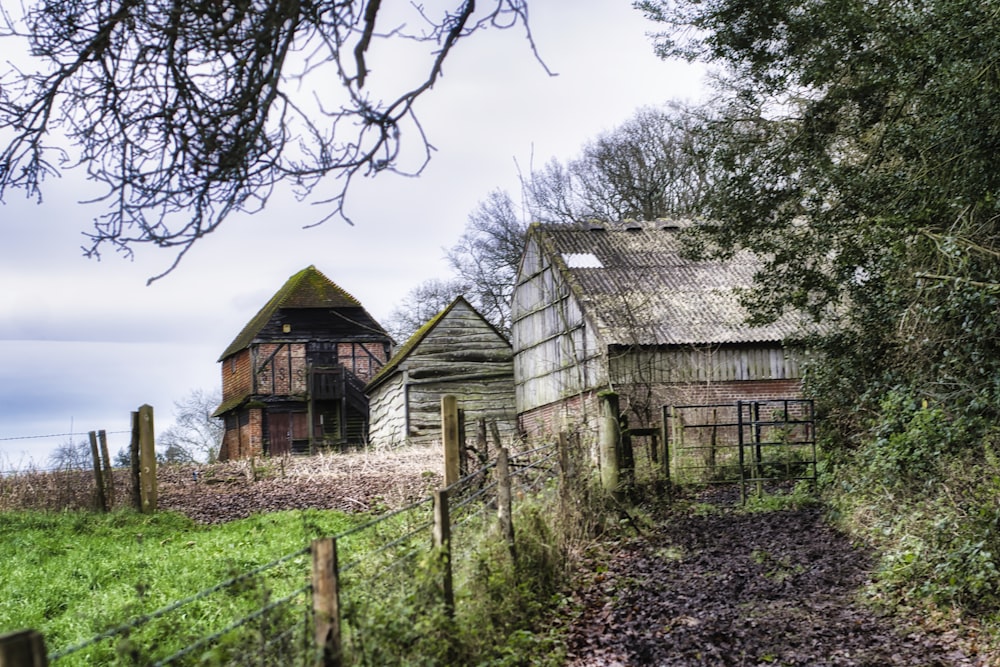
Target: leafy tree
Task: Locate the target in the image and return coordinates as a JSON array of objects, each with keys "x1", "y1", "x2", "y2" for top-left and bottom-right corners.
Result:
[
  {"x1": 639, "y1": 0, "x2": 1000, "y2": 439},
  {"x1": 0, "y1": 1, "x2": 540, "y2": 277},
  {"x1": 158, "y1": 388, "x2": 224, "y2": 463}
]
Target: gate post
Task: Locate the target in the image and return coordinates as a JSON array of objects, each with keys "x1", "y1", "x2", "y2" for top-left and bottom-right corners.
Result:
[
  {"x1": 661, "y1": 406, "x2": 671, "y2": 486},
  {"x1": 737, "y1": 401, "x2": 746, "y2": 505},
  {"x1": 598, "y1": 392, "x2": 621, "y2": 497}
]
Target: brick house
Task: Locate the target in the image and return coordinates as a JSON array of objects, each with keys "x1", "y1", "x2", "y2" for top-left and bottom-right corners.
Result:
[
  {"x1": 511, "y1": 220, "x2": 808, "y2": 439},
  {"x1": 213, "y1": 265, "x2": 392, "y2": 460}
]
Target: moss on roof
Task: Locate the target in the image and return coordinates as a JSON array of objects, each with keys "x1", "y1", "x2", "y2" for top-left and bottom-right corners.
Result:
[
  {"x1": 365, "y1": 296, "x2": 511, "y2": 392},
  {"x1": 218, "y1": 265, "x2": 364, "y2": 361}
]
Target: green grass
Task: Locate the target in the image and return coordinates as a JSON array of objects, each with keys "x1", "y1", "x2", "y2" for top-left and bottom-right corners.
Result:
[{"x1": 0, "y1": 508, "x2": 355, "y2": 663}]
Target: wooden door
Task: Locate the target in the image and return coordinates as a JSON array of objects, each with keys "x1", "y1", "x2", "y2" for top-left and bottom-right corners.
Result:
[{"x1": 268, "y1": 413, "x2": 292, "y2": 456}]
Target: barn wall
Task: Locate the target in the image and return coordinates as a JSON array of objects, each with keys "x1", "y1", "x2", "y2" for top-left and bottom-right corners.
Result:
[
  {"x1": 221, "y1": 349, "x2": 253, "y2": 402},
  {"x1": 512, "y1": 239, "x2": 606, "y2": 415},
  {"x1": 651, "y1": 378, "x2": 804, "y2": 409},
  {"x1": 367, "y1": 299, "x2": 517, "y2": 449},
  {"x1": 368, "y1": 374, "x2": 408, "y2": 448},
  {"x1": 254, "y1": 343, "x2": 308, "y2": 395},
  {"x1": 517, "y1": 391, "x2": 600, "y2": 444},
  {"x1": 608, "y1": 345, "x2": 801, "y2": 385},
  {"x1": 219, "y1": 407, "x2": 264, "y2": 461},
  {"x1": 405, "y1": 377, "x2": 518, "y2": 448},
  {"x1": 337, "y1": 342, "x2": 388, "y2": 382}
]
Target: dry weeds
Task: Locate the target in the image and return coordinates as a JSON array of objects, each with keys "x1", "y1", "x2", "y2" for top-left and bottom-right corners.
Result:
[{"x1": 1, "y1": 445, "x2": 444, "y2": 523}]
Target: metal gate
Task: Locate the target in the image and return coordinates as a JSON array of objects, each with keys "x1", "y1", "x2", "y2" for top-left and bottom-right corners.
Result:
[{"x1": 665, "y1": 399, "x2": 816, "y2": 501}]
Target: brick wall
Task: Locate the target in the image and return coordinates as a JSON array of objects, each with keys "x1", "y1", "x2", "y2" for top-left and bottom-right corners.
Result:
[{"x1": 221, "y1": 349, "x2": 252, "y2": 401}]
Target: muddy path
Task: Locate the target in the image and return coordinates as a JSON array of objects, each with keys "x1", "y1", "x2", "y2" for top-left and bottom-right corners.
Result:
[{"x1": 559, "y1": 489, "x2": 992, "y2": 666}]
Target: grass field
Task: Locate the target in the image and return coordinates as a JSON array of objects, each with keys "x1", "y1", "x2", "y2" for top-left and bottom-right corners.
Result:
[{"x1": 0, "y1": 508, "x2": 356, "y2": 662}]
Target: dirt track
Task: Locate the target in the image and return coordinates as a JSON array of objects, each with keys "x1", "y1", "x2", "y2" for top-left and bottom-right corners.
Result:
[{"x1": 560, "y1": 489, "x2": 992, "y2": 667}]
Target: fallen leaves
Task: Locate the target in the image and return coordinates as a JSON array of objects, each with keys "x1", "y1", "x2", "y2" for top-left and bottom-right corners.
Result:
[{"x1": 560, "y1": 490, "x2": 994, "y2": 666}]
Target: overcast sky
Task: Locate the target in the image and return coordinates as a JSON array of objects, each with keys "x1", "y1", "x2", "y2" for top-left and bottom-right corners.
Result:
[{"x1": 0, "y1": 2, "x2": 708, "y2": 466}]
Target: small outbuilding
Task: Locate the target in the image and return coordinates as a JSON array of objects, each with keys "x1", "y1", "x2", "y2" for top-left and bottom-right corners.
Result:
[
  {"x1": 213, "y1": 265, "x2": 392, "y2": 459},
  {"x1": 366, "y1": 296, "x2": 517, "y2": 448}
]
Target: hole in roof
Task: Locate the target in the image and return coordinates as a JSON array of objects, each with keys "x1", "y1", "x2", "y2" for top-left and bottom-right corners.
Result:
[
  {"x1": 661, "y1": 224, "x2": 681, "y2": 231},
  {"x1": 562, "y1": 252, "x2": 603, "y2": 268}
]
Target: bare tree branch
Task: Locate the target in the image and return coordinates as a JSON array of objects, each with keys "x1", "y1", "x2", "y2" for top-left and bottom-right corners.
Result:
[{"x1": 0, "y1": 0, "x2": 543, "y2": 279}]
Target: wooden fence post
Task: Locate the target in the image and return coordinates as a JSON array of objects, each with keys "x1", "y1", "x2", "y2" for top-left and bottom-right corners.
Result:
[
  {"x1": 598, "y1": 392, "x2": 621, "y2": 497},
  {"x1": 432, "y1": 489, "x2": 454, "y2": 615},
  {"x1": 476, "y1": 418, "x2": 489, "y2": 467},
  {"x1": 441, "y1": 396, "x2": 460, "y2": 486},
  {"x1": 557, "y1": 431, "x2": 572, "y2": 512},
  {"x1": 88, "y1": 431, "x2": 108, "y2": 512},
  {"x1": 0, "y1": 629, "x2": 48, "y2": 667},
  {"x1": 495, "y1": 447, "x2": 516, "y2": 560},
  {"x1": 138, "y1": 404, "x2": 157, "y2": 513},
  {"x1": 619, "y1": 415, "x2": 634, "y2": 492},
  {"x1": 98, "y1": 430, "x2": 114, "y2": 508},
  {"x1": 457, "y1": 408, "x2": 467, "y2": 477},
  {"x1": 661, "y1": 406, "x2": 671, "y2": 487},
  {"x1": 130, "y1": 412, "x2": 142, "y2": 511},
  {"x1": 311, "y1": 538, "x2": 341, "y2": 667}
]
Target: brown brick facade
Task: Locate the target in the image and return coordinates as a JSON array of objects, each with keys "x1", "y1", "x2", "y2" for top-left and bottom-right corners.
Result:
[{"x1": 222, "y1": 349, "x2": 252, "y2": 402}]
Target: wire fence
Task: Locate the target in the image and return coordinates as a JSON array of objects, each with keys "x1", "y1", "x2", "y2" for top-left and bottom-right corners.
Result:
[{"x1": 10, "y1": 441, "x2": 564, "y2": 666}]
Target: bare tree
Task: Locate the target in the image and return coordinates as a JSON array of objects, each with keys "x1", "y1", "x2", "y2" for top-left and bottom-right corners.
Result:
[
  {"x1": 383, "y1": 277, "x2": 470, "y2": 343},
  {"x1": 446, "y1": 189, "x2": 528, "y2": 335},
  {"x1": 526, "y1": 102, "x2": 709, "y2": 224},
  {"x1": 47, "y1": 438, "x2": 90, "y2": 469},
  {"x1": 386, "y1": 104, "x2": 707, "y2": 337},
  {"x1": 158, "y1": 388, "x2": 224, "y2": 463},
  {"x1": 0, "y1": 1, "x2": 544, "y2": 279}
]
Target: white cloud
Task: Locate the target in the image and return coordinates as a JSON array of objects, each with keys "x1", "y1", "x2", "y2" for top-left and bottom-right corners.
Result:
[{"x1": 0, "y1": 2, "x2": 707, "y2": 466}]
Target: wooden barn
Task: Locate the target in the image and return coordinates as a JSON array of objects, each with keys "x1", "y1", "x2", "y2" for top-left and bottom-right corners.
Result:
[
  {"x1": 213, "y1": 265, "x2": 392, "y2": 460},
  {"x1": 366, "y1": 296, "x2": 517, "y2": 448},
  {"x1": 511, "y1": 220, "x2": 807, "y2": 438}
]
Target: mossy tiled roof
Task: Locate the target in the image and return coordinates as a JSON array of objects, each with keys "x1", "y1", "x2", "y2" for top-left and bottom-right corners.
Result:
[
  {"x1": 218, "y1": 265, "x2": 364, "y2": 361},
  {"x1": 365, "y1": 296, "x2": 509, "y2": 392},
  {"x1": 364, "y1": 296, "x2": 467, "y2": 391}
]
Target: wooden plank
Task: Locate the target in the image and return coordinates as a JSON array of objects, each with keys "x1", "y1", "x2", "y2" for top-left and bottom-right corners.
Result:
[
  {"x1": 432, "y1": 489, "x2": 454, "y2": 615},
  {"x1": 88, "y1": 431, "x2": 108, "y2": 512},
  {"x1": 0, "y1": 629, "x2": 48, "y2": 667},
  {"x1": 138, "y1": 404, "x2": 157, "y2": 513},
  {"x1": 311, "y1": 538, "x2": 341, "y2": 667},
  {"x1": 98, "y1": 430, "x2": 114, "y2": 509},
  {"x1": 441, "y1": 396, "x2": 460, "y2": 486}
]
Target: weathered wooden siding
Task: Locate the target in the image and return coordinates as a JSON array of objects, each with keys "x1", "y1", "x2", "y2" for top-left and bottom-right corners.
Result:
[
  {"x1": 512, "y1": 238, "x2": 606, "y2": 415},
  {"x1": 607, "y1": 345, "x2": 801, "y2": 385},
  {"x1": 368, "y1": 374, "x2": 407, "y2": 447},
  {"x1": 367, "y1": 299, "x2": 517, "y2": 448}
]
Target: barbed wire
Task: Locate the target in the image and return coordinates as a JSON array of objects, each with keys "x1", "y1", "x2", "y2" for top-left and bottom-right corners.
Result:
[
  {"x1": 0, "y1": 430, "x2": 131, "y2": 442},
  {"x1": 49, "y1": 545, "x2": 311, "y2": 661}
]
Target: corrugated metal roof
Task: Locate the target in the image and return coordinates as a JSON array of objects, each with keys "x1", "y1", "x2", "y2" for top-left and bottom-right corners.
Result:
[{"x1": 533, "y1": 220, "x2": 804, "y2": 346}]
